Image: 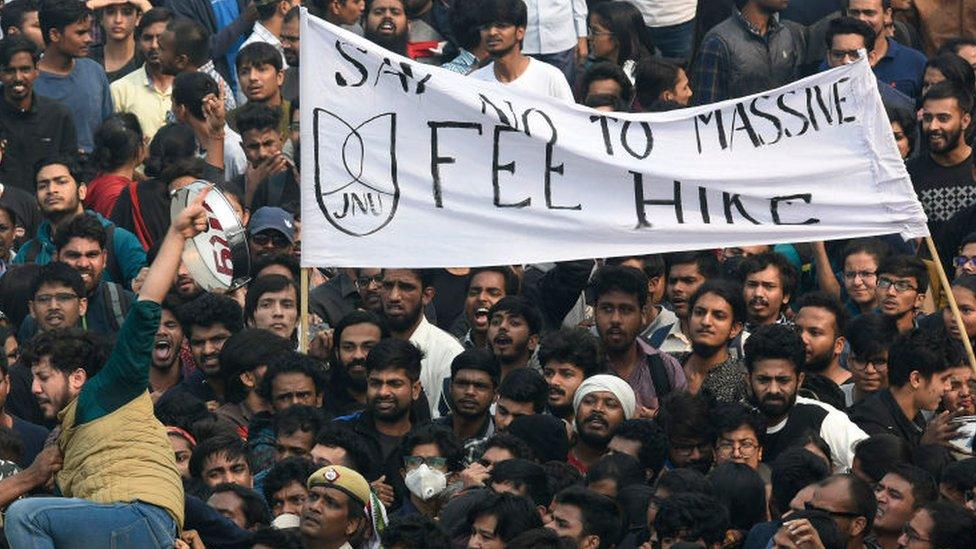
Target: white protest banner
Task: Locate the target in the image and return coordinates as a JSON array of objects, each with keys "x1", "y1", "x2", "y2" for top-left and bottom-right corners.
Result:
[{"x1": 299, "y1": 13, "x2": 928, "y2": 268}]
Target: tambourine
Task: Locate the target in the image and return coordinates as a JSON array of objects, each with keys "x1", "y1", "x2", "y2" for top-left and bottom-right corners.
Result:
[{"x1": 170, "y1": 181, "x2": 251, "y2": 292}]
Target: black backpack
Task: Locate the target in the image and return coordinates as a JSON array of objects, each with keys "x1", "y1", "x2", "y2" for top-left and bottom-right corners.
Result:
[{"x1": 648, "y1": 353, "x2": 673, "y2": 399}]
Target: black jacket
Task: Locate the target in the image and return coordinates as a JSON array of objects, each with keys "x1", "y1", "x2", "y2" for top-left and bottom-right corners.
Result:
[
  {"x1": 308, "y1": 272, "x2": 359, "y2": 326},
  {"x1": 0, "y1": 93, "x2": 77, "y2": 193},
  {"x1": 849, "y1": 388, "x2": 953, "y2": 474}
]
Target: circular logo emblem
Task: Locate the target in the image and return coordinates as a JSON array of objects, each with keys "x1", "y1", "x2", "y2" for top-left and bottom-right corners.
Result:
[{"x1": 324, "y1": 468, "x2": 340, "y2": 482}]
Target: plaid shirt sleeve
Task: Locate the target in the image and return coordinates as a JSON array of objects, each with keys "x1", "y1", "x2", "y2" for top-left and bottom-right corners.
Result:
[{"x1": 692, "y1": 35, "x2": 730, "y2": 106}]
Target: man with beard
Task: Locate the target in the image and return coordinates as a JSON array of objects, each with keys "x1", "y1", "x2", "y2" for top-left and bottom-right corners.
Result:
[
  {"x1": 336, "y1": 339, "x2": 427, "y2": 509},
  {"x1": 15, "y1": 156, "x2": 146, "y2": 288},
  {"x1": 280, "y1": 6, "x2": 298, "y2": 102},
  {"x1": 875, "y1": 256, "x2": 927, "y2": 334},
  {"x1": 850, "y1": 327, "x2": 958, "y2": 466},
  {"x1": 325, "y1": 310, "x2": 387, "y2": 417},
  {"x1": 455, "y1": 267, "x2": 519, "y2": 349},
  {"x1": 0, "y1": 35, "x2": 76, "y2": 193},
  {"x1": 149, "y1": 295, "x2": 188, "y2": 397},
  {"x1": 171, "y1": 292, "x2": 244, "y2": 407},
  {"x1": 110, "y1": 8, "x2": 174, "y2": 141},
  {"x1": 357, "y1": 268, "x2": 384, "y2": 314},
  {"x1": 739, "y1": 252, "x2": 797, "y2": 332},
  {"x1": 363, "y1": 0, "x2": 408, "y2": 56},
  {"x1": 592, "y1": 265, "x2": 685, "y2": 416},
  {"x1": 434, "y1": 349, "x2": 498, "y2": 463},
  {"x1": 540, "y1": 328, "x2": 602, "y2": 423},
  {"x1": 567, "y1": 374, "x2": 636, "y2": 473},
  {"x1": 5, "y1": 190, "x2": 210, "y2": 546},
  {"x1": 795, "y1": 292, "x2": 850, "y2": 388},
  {"x1": 470, "y1": 0, "x2": 573, "y2": 101},
  {"x1": 745, "y1": 325, "x2": 867, "y2": 470},
  {"x1": 681, "y1": 280, "x2": 748, "y2": 405},
  {"x1": 247, "y1": 207, "x2": 296, "y2": 260},
  {"x1": 173, "y1": 256, "x2": 204, "y2": 302},
  {"x1": 908, "y1": 82, "x2": 975, "y2": 235},
  {"x1": 486, "y1": 296, "x2": 541, "y2": 380},
  {"x1": 381, "y1": 268, "x2": 462, "y2": 418},
  {"x1": 50, "y1": 214, "x2": 134, "y2": 338},
  {"x1": 649, "y1": 251, "x2": 721, "y2": 356}
]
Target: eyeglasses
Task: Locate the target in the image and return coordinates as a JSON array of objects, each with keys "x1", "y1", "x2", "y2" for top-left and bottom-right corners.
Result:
[
  {"x1": 803, "y1": 502, "x2": 863, "y2": 519},
  {"x1": 715, "y1": 439, "x2": 759, "y2": 457},
  {"x1": 33, "y1": 292, "x2": 79, "y2": 305},
  {"x1": 404, "y1": 455, "x2": 447, "y2": 470},
  {"x1": 670, "y1": 442, "x2": 712, "y2": 458},
  {"x1": 843, "y1": 270, "x2": 877, "y2": 281},
  {"x1": 877, "y1": 277, "x2": 917, "y2": 293},
  {"x1": 954, "y1": 255, "x2": 976, "y2": 269},
  {"x1": 250, "y1": 232, "x2": 291, "y2": 248},
  {"x1": 850, "y1": 355, "x2": 888, "y2": 371},
  {"x1": 356, "y1": 274, "x2": 384, "y2": 287},
  {"x1": 587, "y1": 26, "x2": 614, "y2": 37},
  {"x1": 828, "y1": 49, "x2": 862, "y2": 62}
]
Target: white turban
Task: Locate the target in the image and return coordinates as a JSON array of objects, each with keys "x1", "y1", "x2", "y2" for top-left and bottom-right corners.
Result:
[{"x1": 572, "y1": 374, "x2": 637, "y2": 419}]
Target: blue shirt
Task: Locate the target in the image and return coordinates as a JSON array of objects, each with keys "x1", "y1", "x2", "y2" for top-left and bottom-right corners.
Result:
[
  {"x1": 818, "y1": 59, "x2": 916, "y2": 113},
  {"x1": 210, "y1": 0, "x2": 244, "y2": 95},
  {"x1": 873, "y1": 38, "x2": 926, "y2": 101},
  {"x1": 34, "y1": 58, "x2": 113, "y2": 153}
]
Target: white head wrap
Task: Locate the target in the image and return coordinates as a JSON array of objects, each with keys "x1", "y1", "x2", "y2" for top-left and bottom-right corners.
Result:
[{"x1": 572, "y1": 374, "x2": 637, "y2": 419}]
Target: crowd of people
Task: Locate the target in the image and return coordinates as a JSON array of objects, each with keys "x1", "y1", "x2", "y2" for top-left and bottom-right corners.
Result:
[{"x1": 0, "y1": 0, "x2": 973, "y2": 547}]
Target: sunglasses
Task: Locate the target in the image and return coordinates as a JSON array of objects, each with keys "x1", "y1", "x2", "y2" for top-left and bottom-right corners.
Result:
[{"x1": 250, "y1": 232, "x2": 291, "y2": 248}]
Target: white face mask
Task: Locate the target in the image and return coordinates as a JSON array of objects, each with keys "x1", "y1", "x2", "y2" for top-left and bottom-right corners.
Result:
[{"x1": 404, "y1": 463, "x2": 447, "y2": 501}]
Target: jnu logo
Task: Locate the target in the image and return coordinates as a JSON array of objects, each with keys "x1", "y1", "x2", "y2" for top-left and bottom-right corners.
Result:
[{"x1": 312, "y1": 109, "x2": 399, "y2": 236}]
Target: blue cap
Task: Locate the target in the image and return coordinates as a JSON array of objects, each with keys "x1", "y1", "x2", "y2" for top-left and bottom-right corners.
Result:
[{"x1": 247, "y1": 207, "x2": 295, "y2": 243}]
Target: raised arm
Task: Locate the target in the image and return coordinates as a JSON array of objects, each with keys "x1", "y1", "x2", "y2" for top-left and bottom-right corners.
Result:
[
  {"x1": 72, "y1": 188, "x2": 215, "y2": 424},
  {"x1": 139, "y1": 187, "x2": 212, "y2": 303}
]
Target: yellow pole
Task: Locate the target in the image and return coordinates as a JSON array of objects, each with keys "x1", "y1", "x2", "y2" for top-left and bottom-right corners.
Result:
[
  {"x1": 925, "y1": 236, "x2": 976, "y2": 373},
  {"x1": 299, "y1": 267, "x2": 310, "y2": 353}
]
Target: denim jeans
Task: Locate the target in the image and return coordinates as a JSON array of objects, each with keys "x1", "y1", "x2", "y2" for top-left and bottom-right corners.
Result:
[
  {"x1": 647, "y1": 19, "x2": 695, "y2": 61},
  {"x1": 528, "y1": 47, "x2": 577, "y2": 85},
  {"x1": 4, "y1": 498, "x2": 177, "y2": 549}
]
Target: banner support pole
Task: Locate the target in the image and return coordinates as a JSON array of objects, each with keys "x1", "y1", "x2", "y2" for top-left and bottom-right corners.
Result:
[
  {"x1": 925, "y1": 236, "x2": 976, "y2": 373},
  {"x1": 299, "y1": 267, "x2": 310, "y2": 353}
]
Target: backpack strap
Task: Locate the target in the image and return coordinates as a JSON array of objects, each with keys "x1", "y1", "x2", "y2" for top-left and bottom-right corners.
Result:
[
  {"x1": 102, "y1": 221, "x2": 125, "y2": 284},
  {"x1": 647, "y1": 353, "x2": 673, "y2": 400},
  {"x1": 104, "y1": 282, "x2": 125, "y2": 332}
]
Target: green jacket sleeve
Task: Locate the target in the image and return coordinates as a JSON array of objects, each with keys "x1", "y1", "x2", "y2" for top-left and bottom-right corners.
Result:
[{"x1": 75, "y1": 300, "x2": 160, "y2": 425}]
